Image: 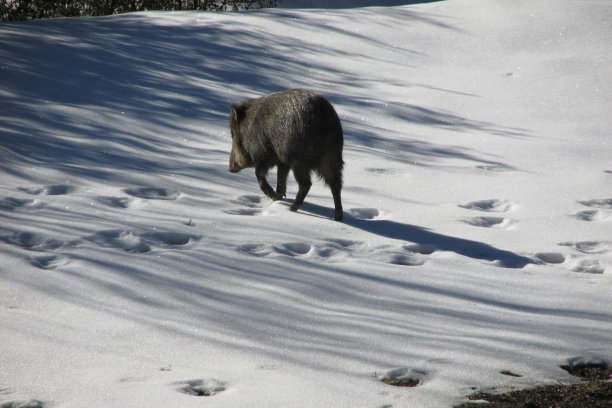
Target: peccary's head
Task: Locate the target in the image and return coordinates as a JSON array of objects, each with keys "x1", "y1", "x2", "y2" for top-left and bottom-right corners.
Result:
[{"x1": 229, "y1": 103, "x2": 253, "y2": 173}]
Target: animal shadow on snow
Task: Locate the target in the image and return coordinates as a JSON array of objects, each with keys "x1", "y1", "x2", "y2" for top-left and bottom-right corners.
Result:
[{"x1": 300, "y1": 202, "x2": 533, "y2": 268}]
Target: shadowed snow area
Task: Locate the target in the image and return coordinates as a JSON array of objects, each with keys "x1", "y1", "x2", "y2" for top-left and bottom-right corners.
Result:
[{"x1": 1, "y1": 0, "x2": 611, "y2": 407}]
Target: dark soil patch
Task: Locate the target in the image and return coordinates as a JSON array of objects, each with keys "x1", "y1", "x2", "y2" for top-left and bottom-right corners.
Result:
[
  {"x1": 560, "y1": 362, "x2": 611, "y2": 382},
  {"x1": 456, "y1": 363, "x2": 612, "y2": 408}
]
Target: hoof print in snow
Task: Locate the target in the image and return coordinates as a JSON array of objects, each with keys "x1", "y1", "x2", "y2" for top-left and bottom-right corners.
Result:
[
  {"x1": 275, "y1": 242, "x2": 311, "y2": 256},
  {"x1": 574, "y1": 210, "x2": 601, "y2": 222},
  {"x1": 313, "y1": 239, "x2": 362, "y2": 260},
  {"x1": 86, "y1": 230, "x2": 198, "y2": 253},
  {"x1": 0, "y1": 400, "x2": 45, "y2": 408},
  {"x1": 142, "y1": 231, "x2": 199, "y2": 250},
  {"x1": 123, "y1": 187, "x2": 178, "y2": 200},
  {"x1": 559, "y1": 240, "x2": 609, "y2": 255},
  {"x1": 87, "y1": 230, "x2": 151, "y2": 253},
  {"x1": 348, "y1": 207, "x2": 380, "y2": 220},
  {"x1": 374, "y1": 249, "x2": 425, "y2": 266},
  {"x1": 224, "y1": 207, "x2": 262, "y2": 216},
  {"x1": 534, "y1": 252, "x2": 566, "y2": 264},
  {"x1": 31, "y1": 255, "x2": 66, "y2": 270},
  {"x1": 373, "y1": 244, "x2": 432, "y2": 266},
  {"x1": 0, "y1": 198, "x2": 40, "y2": 211},
  {"x1": 226, "y1": 195, "x2": 265, "y2": 215},
  {"x1": 238, "y1": 239, "x2": 430, "y2": 266},
  {"x1": 380, "y1": 367, "x2": 426, "y2": 387},
  {"x1": 0, "y1": 231, "x2": 63, "y2": 252},
  {"x1": 177, "y1": 379, "x2": 226, "y2": 397},
  {"x1": 570, "y1": 259, "x2": 605, "y2": 274},
  {"x1": 388, "y1": 253, "x2": 425, "y2": 266},
  {"x1": 96, "y1": 196, "x2": 132, "y2": 208},
  {"x1": 239, "y1": 242, "x2": 311, "y2": 257},
  {"x1": 578, "y1": 198, "x2": 612, "y2": 209},
  {"x1": 20, "y1": 184, "x2": 75, "y2": 196},
  {"x1": 459, "y1": 199, "x2": 514, "y2": 213},
  {"x1": 225, "y1": 195, "x2": 288, "y2": 217},
  {"x1": 230, "y1": 195, "x2": 264, "y2": 208},
  {"x1": 238, "y1": 243, "x2": 272, "y2": 257},
  {"x1": 464, "y1": 216, "x2": 507, "y2": 228}
]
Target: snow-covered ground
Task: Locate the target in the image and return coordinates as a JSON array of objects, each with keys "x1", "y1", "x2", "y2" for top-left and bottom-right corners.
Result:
[{"x1": 1, "y1": 0, "x2": 611, "y2": 407}]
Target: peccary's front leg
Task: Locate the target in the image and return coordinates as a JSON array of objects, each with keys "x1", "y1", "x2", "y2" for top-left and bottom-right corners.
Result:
[
  {"x1": 256, "y1": 165, "x2": 282, "y2": 200},
  {"x1": 276, "y1": 164, "x2": 290, "y2": 198}
]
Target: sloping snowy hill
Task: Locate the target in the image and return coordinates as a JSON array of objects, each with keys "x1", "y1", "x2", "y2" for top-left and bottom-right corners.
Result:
[{"x1": 1, "y1": 1, "x2": 611, "y2": 407}]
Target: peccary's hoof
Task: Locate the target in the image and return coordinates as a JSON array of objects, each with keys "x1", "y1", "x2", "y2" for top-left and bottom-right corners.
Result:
[
  {"x1": 334, "y1": 213, "x2": 343, "y2": 222},
  {"x1": 288, "y1": 205, "x2": 299, "y2": 212}
]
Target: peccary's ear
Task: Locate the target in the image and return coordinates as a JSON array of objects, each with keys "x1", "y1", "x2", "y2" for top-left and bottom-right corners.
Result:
[{"x1": 230, "y1": 104, "x2": 246, "y2": 123}]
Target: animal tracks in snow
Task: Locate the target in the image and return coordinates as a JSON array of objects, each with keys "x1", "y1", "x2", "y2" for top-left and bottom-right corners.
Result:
[
  {"x1": 30, "y1": 255, "x2": 68, "y2": 270},
  {"x1": 463, "y1": 216, "x2": 510, "y2": 228},
  {"x1": 85, "y1": 230, "x2": 199, "y2": 254},
  {"x1": 534, "y1": 252, "x2": 566, "y2": 265},
  {"x1": 569, "y1": 259, "x2": 605, "y2": 274},
  {"x1": 0, "y1": 197, "x2": 45, "y2": 211},
  {"x1": 459, "y1": 199, "x2": 515, "y2": 229},
  {"x1": 0, "y1": 225, "x2": 199, "y2": 270},
  {"x1": 348, "y1": 207, "x2": 381, "y2": 220},
  {"x1": 224, "y1": 195, "x2": 284, "y2": 216},
  {"x1": 230, "y1": 195, "x2": 264, "y2": 208},
  {"x1": 19, "y1": 184, "x2": 76, "y2": 196},
  {"x1": 559, "y1": 240, "x2": 610, "y2": 255},
  {"x1": 579, "y1": 198, "x2": 612, "y2": 209},
  {"x1": 239, "y1": 238, "x2": 432, "y2": 267},
  {"x1": 175, "y1": 378, "x2": 226, "y2": 397},
  {"x1": 565, "y1": 197, "x2": 611, "y2": 272},
  {"x1": 123, "y1": 187, "x2": 179, "y2": 200},
  {"x1": 574, "y1": 198, "x2": 612, "y2": 222},
  {"x1": 574, "y1": 210, "x2": 601, "y2": 222},
  {"x1": 96, "y1": 196, "x2": 133, "y2": 209},
  {"x1": 558, "y1": 241, "x2": 609, "y2": 274},
  {"x1": 459, "y1": 199, "x2": 515, "y2": 213},
  {"x1": 0, "y1": 230, "x2": 65, "y2": 252}
]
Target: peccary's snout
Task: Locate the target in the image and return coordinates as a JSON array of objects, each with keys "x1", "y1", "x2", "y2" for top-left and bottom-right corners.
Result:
[
  {"x1": 228, "y1": 150, "x2": 243, "y2": 173},
  {"x1": 228, "y1": 160, "x2": 241, "y2": 173}
]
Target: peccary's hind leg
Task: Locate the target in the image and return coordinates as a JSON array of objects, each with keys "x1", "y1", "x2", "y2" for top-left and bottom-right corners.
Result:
[
  {"x1": 289, "y1": 167, "x2": 312, "y2": 212},
  {"x1": 320, "y1": 162, "x2": 344, "y2": 221},
  {"x1": 330, "y1": 181, "x2": 343, "y2": 221},
  {"x1": 324, "y1": 173, "x2": 343, "y2": 221},
  {"x1": 256, "y1": 165, "x2": 282, "y2": 200},
  {"x1": 275, "y1": 163, "x2": 290, "y2": 199}
]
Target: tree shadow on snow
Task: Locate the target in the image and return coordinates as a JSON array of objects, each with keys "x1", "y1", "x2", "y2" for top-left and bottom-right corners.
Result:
[
  {"x1": 0, "y1": 6, "x2": 518, "y2": 186},
  {"x1": 299, "y1": 201, "x2": 534, "y2": 268},
  {"x1": 281, "y1": 1, "x2": 444, "y2": 9}
]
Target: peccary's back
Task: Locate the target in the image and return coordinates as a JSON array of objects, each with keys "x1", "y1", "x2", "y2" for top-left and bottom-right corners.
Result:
[{"x1": 241, "y1": 89, "x2": 343, "y2": 166}]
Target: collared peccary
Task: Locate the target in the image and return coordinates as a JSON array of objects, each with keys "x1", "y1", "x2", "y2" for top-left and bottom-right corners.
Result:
[{"x1": 229, "y1": 89, "x2": 344, "y2": 221}]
